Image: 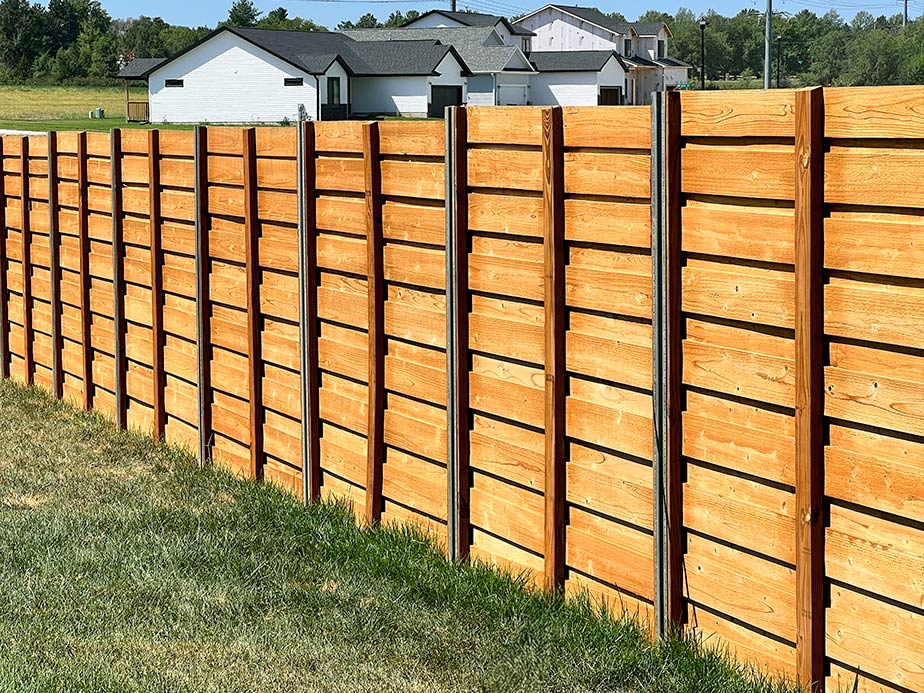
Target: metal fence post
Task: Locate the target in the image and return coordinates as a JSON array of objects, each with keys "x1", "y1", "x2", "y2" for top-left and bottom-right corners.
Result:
[
  {"x1": 445, "y1": 106, "x2": 459, "y2": 561},
  {"x1": 194, "y1": 126, "x2": 211, "y2": 466},
  {"x1": 651, "y1": 91, "x2": 670, "y2": 641}
]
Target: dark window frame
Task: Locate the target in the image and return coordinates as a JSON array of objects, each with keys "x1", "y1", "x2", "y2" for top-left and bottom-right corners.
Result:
[
  {"x1": 165, "y1": 79, "x2": 184, "y2": 88},
  {"x1": 657, "y1": 39, "x2": 666, "y2": 58},
  {"x1": 327, "y1": 76, "x2": 341, "y2": 106},
  {"x1": 624, "y1": 38, "x2": 632, "y2": 55},
  {"x1": 284, "y1": 77, "x2": 304, "y2": 86}
]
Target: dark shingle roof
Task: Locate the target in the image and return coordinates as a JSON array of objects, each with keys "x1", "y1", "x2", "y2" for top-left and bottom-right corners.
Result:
[
  {"x1": 116, "y1": 57, "x2": 167, "y2": 78},
  {"x1": 623, "y1": 53, "x2": 658, "y2": 68},
  {"x1": 527, "y1": 50, "x2": 624, "y2": 72},
  {"x1": 344, "y1": 26, "x2": 529, "y2": 73},
  {"x1": 406, "y1": 9, "x2": 534, "y2": 35},
  {"x1": 137, "y1": 26, "x2": 467, "y2": 79},
  {"x1": 655, "y1": 56, "x2": 691, "y2": 68}
]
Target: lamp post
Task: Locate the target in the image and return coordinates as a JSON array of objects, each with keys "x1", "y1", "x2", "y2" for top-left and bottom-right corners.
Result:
[
  {"x1": 776, "y1": 34, "x2": 782, "y2": 88},
  {"x1": 699, "y1": 17, "x2": 706, "y2": 90}
]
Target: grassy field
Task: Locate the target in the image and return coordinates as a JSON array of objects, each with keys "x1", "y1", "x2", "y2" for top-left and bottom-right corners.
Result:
[
  {"x1": 0, "y1": 85, "x2": 190, "y2": 132},
  {"x1": 0, "y1": 380, "x2": 804, "y2": 693}
]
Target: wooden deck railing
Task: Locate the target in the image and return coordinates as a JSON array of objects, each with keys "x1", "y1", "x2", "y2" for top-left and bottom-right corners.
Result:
[{"x1": 126, "y1": 101, "x2": 149, "y2": 123}]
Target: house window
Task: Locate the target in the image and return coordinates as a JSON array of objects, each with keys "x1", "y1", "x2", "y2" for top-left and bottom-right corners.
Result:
[
  {"x1": 165, "y1": 79, "x2": 184, "y2": 88},
  {"x1": 657, "y1": 40, "x2": 666, "y2": 58},
  {"x1": 624, "y1": 38, "x2": 632, "y2": 55},
  {"x1": 327, "y1": 76, "x2": 341, "y2": 105},
  {"x1": 284, "y1": 77, "x2": 304, "y2": 86},
  {"x1": 523, "y1": 38, "x2": 531, "y2": 52}
]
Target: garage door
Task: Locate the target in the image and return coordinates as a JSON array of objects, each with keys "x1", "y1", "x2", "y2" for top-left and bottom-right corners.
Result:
[
  {"x1": 429, "y1": 85, "x2": 463, "y2": 118},
  {"x1": 497, "y1": 85, "x2": 528, "y2": 106}
]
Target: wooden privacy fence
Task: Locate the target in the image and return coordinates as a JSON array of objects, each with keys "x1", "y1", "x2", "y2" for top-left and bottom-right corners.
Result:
[{"x1": 0, "y1": 86, "x2": 921, "y2": 693}]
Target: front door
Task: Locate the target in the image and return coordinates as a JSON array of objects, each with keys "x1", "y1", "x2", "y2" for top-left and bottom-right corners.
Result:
[{"x1": 429, "y1": 85, "x2": 463, "y2": 118}]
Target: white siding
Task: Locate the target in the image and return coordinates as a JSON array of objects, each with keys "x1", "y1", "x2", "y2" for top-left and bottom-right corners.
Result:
[
  {"x1": 631, "y1": 68, "x2": 660, "y2": 105},
  {"x1": 320, "y1": 61, "x2": 349, "y2": 107},
  {"x1": 516, "y1": 8, "x2": 619, "y2": 52},
  {"x1": 351, "y1": 76, "x2": 429, "y2": 116},
  {"x1": 528, "y1": 71, "x2": 597, "y2": 106},
  {"x1": 598, "y1": 56, "x2": 626, "y2": 87},
  {"x1": 467, "y1": 74, "x2": 495, "y2": 106},
  {"x1": 662, "y1": 66, "x2": 689, "y2": 88},
  {"x1": 149, "y1": 31, "x2": 318, "y2": 124},
  {"x1": 496, "y1": 72, "x2": 529, "y2": 105}
]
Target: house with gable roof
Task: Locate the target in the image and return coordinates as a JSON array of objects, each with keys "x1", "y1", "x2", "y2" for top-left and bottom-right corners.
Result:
[
  {"x1": 118, "y1": 25, "x2": 470, "y2": 123},
  {"x1": 513, "y1": 4, "x2": 690, "y2": 103}
]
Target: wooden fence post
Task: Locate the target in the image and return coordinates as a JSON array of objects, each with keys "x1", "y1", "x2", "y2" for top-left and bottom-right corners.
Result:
[
  {"x1": 664, "y1": 89, "x2": 685, "y2": 628},
  {"x1": 363, "y1": 121, "x2": 384, "y2": 525},
  {"x1": 47, "y1": 131, "x2": 63, "y2": 400},
  {"x1": 0, "y1": 137, "x2": 7, "y2": 380},
  {"x1": 194, "y1": 125, "x2": 211, "y2": 466},
  {"x1": 243, "y1": 127, "x2": 264, "y2": 481},
  {"x1": 21, "y1": 137, "x2": 33, "y2": 385},
  {"x1": 77, "y1": 131, "x2": 93, "y2": 410},
  {"x1": 542, "y1": 106, "x2": 566, "y2": 592},
  {"x1": 447, "y1": 106, "x2": 470, "y2": 561},
  {"x1": 148, "y1": 129, "x2": 165, "y2": 437},
  {"x1": 111, "y1": 129, "x2": 127, "y2": 429},
  {"x1": 298, "y1": 121, "x2": 321, "y2": 503},
  {"x1": 794, "y1": 85, "x2": 825, "y2": 691}
]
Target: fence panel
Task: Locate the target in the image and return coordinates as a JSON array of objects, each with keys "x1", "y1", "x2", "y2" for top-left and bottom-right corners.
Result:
[
  {"x1": 561, "y1": 106, "x2": 656, "y2": 620},
  {"x1": 677, "y1": 90, "x2": 799, "y2": 679},
  {"x1": 313, "y1": 121, "x2": 370, "y2": 517},
  {"x1": 0, "y1": 88, "x2": 920, "y2": 693},
  {"x1": 820, "y1": 86, "x2": 924, "y2": 693}
]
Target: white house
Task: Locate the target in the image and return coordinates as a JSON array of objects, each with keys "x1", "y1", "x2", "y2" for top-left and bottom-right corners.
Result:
[
  {"x1": 404, "y1": 9, "x2": 535, "y2": 53},
  {"x1": 119, "y1": 26, "x2": 469, "y2": 122},
  {"x1": 527, "y1": 51, "x2": 628, "y2": 105},
  {"x1": 513, "y1": 4, "x2": 690, "y2": 103},
  {"x1": 345, "y1": 25, "x2": 536, "y2": 107}
]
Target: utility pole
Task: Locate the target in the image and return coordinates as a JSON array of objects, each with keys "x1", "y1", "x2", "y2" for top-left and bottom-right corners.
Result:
[
  {"x1": 764, "y1": 0, "x2": 772, "y2": 89},
  {"x1": 903, "y1": 0, "x2": 908, "y2": 26},
  {"x1": 776, "y1": 35, "x2": 782, "y2": 88},
  {"x1": 699, "y1": 17, "x2": 707, "y2": 90}
]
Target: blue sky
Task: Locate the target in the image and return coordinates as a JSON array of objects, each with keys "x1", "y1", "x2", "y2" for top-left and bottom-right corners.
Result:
[{"x1": 93, "y1": 0, "x2": 918, "y2": 27}]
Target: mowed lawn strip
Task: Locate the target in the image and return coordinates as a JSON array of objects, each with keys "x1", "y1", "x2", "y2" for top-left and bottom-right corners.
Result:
[{"x1": 0, "y1": 381, "x2": 801, "y2": 693}]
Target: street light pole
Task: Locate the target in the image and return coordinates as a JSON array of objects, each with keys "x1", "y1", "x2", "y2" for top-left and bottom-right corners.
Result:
[
  {"x1": 699, "y1": 17, "x2": 707, "y2": 90},
  {"x1": 764, "y1": 0, "x2": 772, "y2": 89},
  {"x1": 776, "y1": 35, "x2": 782, "y2": 88}
]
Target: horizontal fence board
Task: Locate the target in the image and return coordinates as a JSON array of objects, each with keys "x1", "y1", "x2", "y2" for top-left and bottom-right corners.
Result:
[
  {"x1": 680, "y1": 90, "x2": 797, "y2": 138},
  {"x1": 824, "y1": 215, "x2": 924, "y2": 279},
  {"x1": 682, "y1": 145, "x2": 795, "y2": 200},
  {"x1": 826, "y1": 147, "x2": 924, "y2": 208},
  {"x1": 824, "y1": 86, "x2": 924, "y2": 138}
]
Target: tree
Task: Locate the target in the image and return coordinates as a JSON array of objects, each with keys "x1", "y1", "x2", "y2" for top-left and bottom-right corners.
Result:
[
  {"x1": 257, "y1": 8, "x2": 327, "y2": 31},
  {"x1": 385, "y1": 10, "x2": 419, "y2": 28},
  {"x1": 0, "y1": 0, "x2": 48, "y2": 81},
  {"x1": 227, "y1": 0, "x2": 261, "y2": 28},
  {"x1": 337, "y1": 13, "x2": 381, "y2": 30}
]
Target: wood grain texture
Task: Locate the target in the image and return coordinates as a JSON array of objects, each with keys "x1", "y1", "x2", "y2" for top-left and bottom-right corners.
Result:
[
  {"x1": 243, "y1": 128, "x2": 264, "y2": 481},
  {"x1": 824, "y1": 215, "x2": 923, "y2": 279},
  {"x1": 793, "y1": 86, "x2": 825, "y2": 693},
  {"x1": 680, "y1": 90, "x2": 796, "y2": 137},
  {"x1": 682, "y1": 144, "x2": 795, "y2": 201},
  {"x1": 542, "y1": 107, "x2": 566, "y2": 593},
  {"x1": 825, "y1": 146, "x2": 924, "y2": 208},
  {"x1": 363, "y1": 122, "x2": 384, "y2": 525},
  {"x1": 824, "y1": 86, "x2": 924, "y2": 138},
  {"x1": 562, "y1": 106, "x2": 651, "y2": 149}
]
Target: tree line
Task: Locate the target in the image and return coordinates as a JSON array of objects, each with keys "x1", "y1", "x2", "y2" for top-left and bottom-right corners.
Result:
[{"x1": 0, "y1": 0, "x2": 921, "y2": 87}]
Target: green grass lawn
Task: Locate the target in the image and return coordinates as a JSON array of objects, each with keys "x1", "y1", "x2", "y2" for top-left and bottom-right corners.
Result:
[
  {"x1": 0, "y1": 380, "x2": 802, "y2": 693},
  {"x1": 0, "y1": 85, "x2": 194, "y2": 132}
]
